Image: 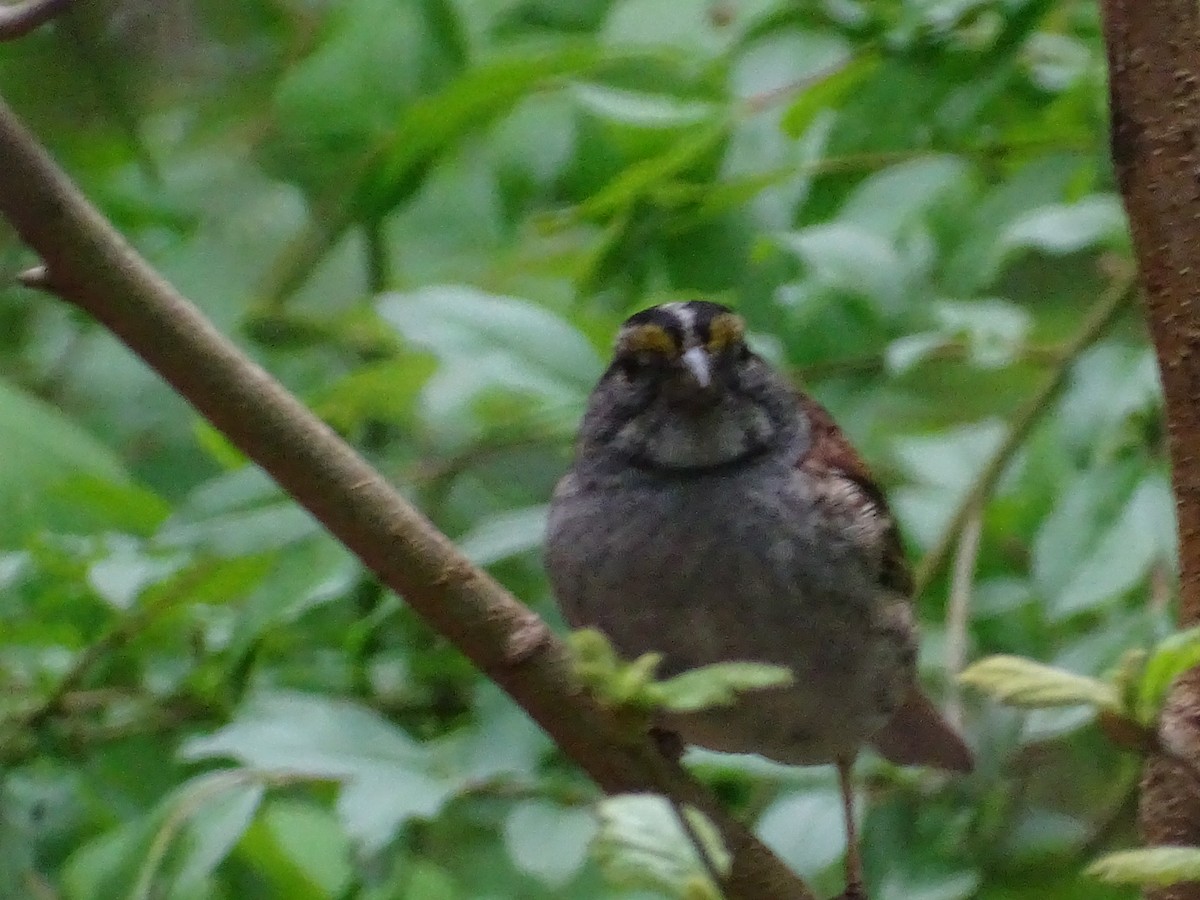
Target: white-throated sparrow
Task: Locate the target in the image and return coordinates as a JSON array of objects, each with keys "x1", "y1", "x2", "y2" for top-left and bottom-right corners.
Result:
[{"x1": 545, "y1": 301, "x2": 972, "y2": 898}]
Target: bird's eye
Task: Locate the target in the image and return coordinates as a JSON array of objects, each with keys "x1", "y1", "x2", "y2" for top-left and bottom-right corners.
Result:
[
  {"x1": 736, "y1": 344, "x2": 753, "y2": 362},
  {"x1": 616, "y1": 352, "x2": 656, "y2": 378}
]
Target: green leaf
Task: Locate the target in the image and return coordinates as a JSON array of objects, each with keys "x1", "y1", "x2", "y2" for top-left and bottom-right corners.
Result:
[
  {"x1": 572, "y1": 83, "x2": 715, "y2": 129},
  {"x1": 572, "y1": 121, "x2": 729, "y2": 220},
  {"x1": 839, "y1": 155, "x2": 971, "y2": 240},
  {"x1": 757, "y1": 786, "x2": 847, "y2": 878},
  {"x1": 999, "y1": 194, "x2": 1128, "y2": 257},
  {"x1": 404, "y1": 860, "x2": 462, "y2": 899},
  {"x1": 263, "y1": 41, "x2": 615, "y2": 305},
  {"x1": 46, "y1": 473, "x2": 171, "y2": 537},
  {"x1": 131, "y1": 771, "x2": 265, "y2": 900},
  {"x1": 0, "y1": 379, "x2": 129, "y2": 545},
  {"x1": 1139, "y1": 627, "x2": 1200, "y2": 723},
  {"x1": 357, "y1": 43, "x2": 612, "y2": 218},
  {"x1": 266, "y1": 0, "x2": 465, "y2": 197},
  {"x1": 503, "y1": 800, "x2": 597, "y2": 887},
  {"x1": 1087, "y1": 846, "x2": 1200, "y2": 887},
  {"x1": 959, "y1": 655, "x2": 1120, "y2": 710},
  {"x1": 310, "y1": 355, "x2": 438, "y2": 432},
  {"x1": 650, "y1": 662, "x2": 794, "y2": 713},
  {"x1": 782, "y1": 53, "x2": 882, "y2": 137},
  {"x1": 240, "y1": 799, "x2": 353, "y2": 899},
  {"x1": 1050, "y1": 474, "x2": 1175, "y2": 619},
  {"x1": 456, "y1": 505, "x2": 549, "y2": 566},
  {"x1": 593, "y1": 794, "x2": 724, "y2": 896},
  {"x1": 378, "y1": 285, "x2": 599, "y2": 444},
  {"x1": 181, "y1": 692, "x2": 459, "y2": 851},
  {"x1": 775, "y1": 223, "x2": 908, "y2": 313}
]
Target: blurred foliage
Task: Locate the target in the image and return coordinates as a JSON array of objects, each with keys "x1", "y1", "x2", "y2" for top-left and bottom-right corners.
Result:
[{"x1": 0, "y1": 0, "x2": 1171, "y2": 897}]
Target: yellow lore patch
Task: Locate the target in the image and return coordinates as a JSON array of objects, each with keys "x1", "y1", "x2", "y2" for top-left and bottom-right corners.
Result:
[
  {"x1": 622, "y1": 324, "x2": 679, "y2": 357},
  {"x1": 706, "y1": 313, "x2": 745, "y2": 351}
]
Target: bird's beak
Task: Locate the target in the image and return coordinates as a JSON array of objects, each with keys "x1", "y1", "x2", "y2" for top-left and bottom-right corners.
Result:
[{"x1": 680, "y1": 346, "x2": 713, "y2": 389}]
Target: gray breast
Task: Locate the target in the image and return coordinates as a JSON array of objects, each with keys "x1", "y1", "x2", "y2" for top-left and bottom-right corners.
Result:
[{"x1": 544, "y1": 462, "x2": 913, "y2": 765}]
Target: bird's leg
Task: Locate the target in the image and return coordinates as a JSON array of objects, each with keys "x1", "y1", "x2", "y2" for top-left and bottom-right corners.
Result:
[{"x1": 836, "y1": 756, "x2": 867, "y2": 900}]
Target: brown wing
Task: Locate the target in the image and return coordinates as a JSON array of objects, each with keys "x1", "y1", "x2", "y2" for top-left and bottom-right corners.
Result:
[
  {"x1": 796, "y1": 393, "x2": 975, "y2": 772},
  {"x1": 794, "y1": 392, "x2": 913, "y2": 596}
]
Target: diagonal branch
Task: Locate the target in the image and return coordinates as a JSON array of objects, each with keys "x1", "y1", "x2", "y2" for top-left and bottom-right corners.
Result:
[
  {"x1": 0, "y1": 0, "x2": 71, "y2": 41},
  {"x1": 912, "y1": 263, "x2": 1135, "y2": 598},
  {"x1": 0, "y1": 96, "x2": 812, "y2": 900}
]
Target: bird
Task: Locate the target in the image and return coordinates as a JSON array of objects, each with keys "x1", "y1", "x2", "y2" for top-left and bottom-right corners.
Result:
[{"x1": 544, "y1": 300, "x2": 972, "y2": 898}]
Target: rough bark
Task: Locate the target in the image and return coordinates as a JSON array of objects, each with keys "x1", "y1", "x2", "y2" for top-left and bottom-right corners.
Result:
[{"x1": 1102, "y1": 2, "x2": 1200, "y2": 897}]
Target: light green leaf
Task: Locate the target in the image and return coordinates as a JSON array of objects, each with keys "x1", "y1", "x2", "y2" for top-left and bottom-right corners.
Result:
[
  {"x1": 651, "y1": 662, "x2": 794, "y2": 713},
  {"x1": 959, "y1": 655, "x2": 1120, "y2": 710},
  {"x1": 1000, "y1": 194, "x2": 1127, "y2": 257},
  {"x1": 1032, "y1": 462, "x2": 1141, "y2": 606},
  {"x1": 181, "y1": 692, "x2": 458, "y2": 850},
  {"x1": 173, "y1": 780, "x2": 265, "y2": 891},
  {"x1": 732, "y1": 29, "x2": 850, "y2": 104},
  {"x1": 886, "y1": 332, "x2": 952, "y2": 374},
  {"x1": 1087, "y1": 846, "x2": 1200, "y2": 887},
  {"x1": 132, "y1": 771, "x2": 265, "y2": 900},
  {"x1": 311, "y1": 355, "x2": 438, "y2": 432},
  {"x1": 456, "y1": 505, "x2": 549, "y2": 566},
  {"x1": 877, "y1": 869, "x2": 981, "y2": 900},
  {"x1": 248, "y1": 800, "x2": 353, "y2": 898},
  {"x1": 593, "y1": 794, "x2": 723, "y2": 895},
  {"x1": 159, "y1": 502, "x2": 322, "y2": 557},
  {"x1": 1051, "y1": 475, "x2": 1175, "y2": 619},
  {"x1": 503, "y1": 800, "x2": 597, "y2": 887},
  {"x1": 892, "y1": 420, "x2": 1008, "y2": 491},
  {"x1": 757, "y1": 787, "x2": 847, "y2": 877},
  {"x1": 840, "y1": 156, "x2": 972, "y2": 240},
  {"x1": 86, "y1": 535, "x2": 186, "y2": 610},
  {"x1": 782, "y1": 53, "x2": 881, "y2": 137},
  {"x1": 0, "y1": 379, "x2": 129, "y2": 545},
  {"x1": 932, "y1": 298, "x2": 1031, "y2": 369},
  {"x1": 378, "y1": 285, "x2": 599, "y2": 443},
  {"x1": 572, "y1": 83, "x2": 715, "y2": 129},
  {"x1": 775, "y1": 223, "x2": 907, "y2": 313}
]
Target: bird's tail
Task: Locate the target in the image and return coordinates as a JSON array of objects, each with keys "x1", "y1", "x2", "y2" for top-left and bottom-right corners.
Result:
[{"x1": 870, "y1": 685, "x2": 974, "y2": 772}]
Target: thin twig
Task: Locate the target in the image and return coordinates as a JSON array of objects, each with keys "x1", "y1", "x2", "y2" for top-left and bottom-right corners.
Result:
[
  {"x1": 0, "y1": 0, "x2": 71, "y2": 41},
  {"x1": 669, "y1": 796, "x2": 729, "y2": 899},
  {"x1": 793, "y1": 339, "x2": 1065, "y2": 382},
  {"x1": 912, "y1": 262, "x2": 1137, "y2": 597},
  {"x1": 944, "y1": 507, "x2": 982, "y2": 729},
  {"x1": 9, "y1": 563, "x2": 211, "y2": 734}
]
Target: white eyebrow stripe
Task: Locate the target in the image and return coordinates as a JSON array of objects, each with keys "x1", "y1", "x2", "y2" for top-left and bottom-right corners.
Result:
[{"x1": 664, "y1": 302, "x2": 699, "y2": 347}]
